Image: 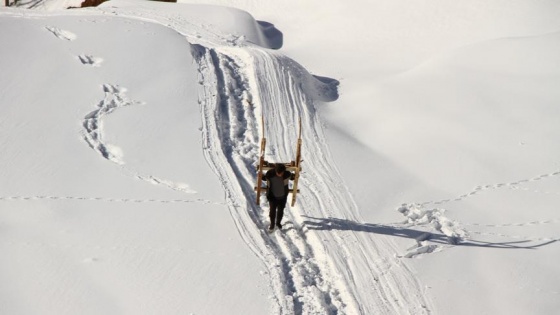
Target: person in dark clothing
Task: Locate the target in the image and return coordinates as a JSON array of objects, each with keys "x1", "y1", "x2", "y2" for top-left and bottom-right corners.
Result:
[{"x1": 265, "y1": 163, "x2": 294, "y2": 230}]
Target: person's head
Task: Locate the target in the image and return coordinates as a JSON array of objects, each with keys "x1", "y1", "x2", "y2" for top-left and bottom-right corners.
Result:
[{"x1": 275, "y1": 163, "x2": 286, "y2": 176}]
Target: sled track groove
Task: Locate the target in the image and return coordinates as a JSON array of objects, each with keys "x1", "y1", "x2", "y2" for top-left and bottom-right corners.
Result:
[{"x1": 194, "y1": 45, "x2": 348, "y2": 314}]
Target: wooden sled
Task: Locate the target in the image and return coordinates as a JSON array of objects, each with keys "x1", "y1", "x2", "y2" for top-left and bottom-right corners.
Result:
[{"x1": 255, "y1": 116, "x2": 302, "y2": 207}]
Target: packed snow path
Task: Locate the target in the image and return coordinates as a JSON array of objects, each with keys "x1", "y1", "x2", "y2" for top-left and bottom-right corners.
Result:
[
  {"x1": 193, "y1": 45, "x2": 433, "y2": 315},
  {"x1": 86, "y1": 5, "x2": 436, "y2": 314}
]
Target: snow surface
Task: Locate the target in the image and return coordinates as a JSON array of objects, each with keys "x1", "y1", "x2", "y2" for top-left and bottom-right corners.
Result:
[{"x1": 2, "y1": 0, "x2": 560, "y2": 314}]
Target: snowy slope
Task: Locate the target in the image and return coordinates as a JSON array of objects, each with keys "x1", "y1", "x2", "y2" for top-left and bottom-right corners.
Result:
[
  {"x1": 192, "y1": 1, "x2": 560, "y2": 314},
  {"x1": 0, "y1": 5, "x2": 272, "y2": 315},
  {"x1": 2, "y1": 0, "x2": 560, "y2": 314}
]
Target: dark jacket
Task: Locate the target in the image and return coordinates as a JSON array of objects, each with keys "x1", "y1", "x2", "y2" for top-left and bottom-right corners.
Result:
[{"x1": 265, "y1": 169, "x2": 294, "y2": 200}]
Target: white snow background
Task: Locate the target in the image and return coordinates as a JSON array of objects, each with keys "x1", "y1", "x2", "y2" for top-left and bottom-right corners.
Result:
[{"x1": 1, "y1": 0, "x2": 560, "y2": 314}]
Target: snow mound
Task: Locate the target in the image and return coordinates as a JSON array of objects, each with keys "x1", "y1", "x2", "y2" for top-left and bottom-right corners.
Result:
[
  {"x1": 103, "y1": 0, "x2": 282, "y2": 49},
  {"x1": 6, "y1": 0, "x2": 83, "y2": 10}
]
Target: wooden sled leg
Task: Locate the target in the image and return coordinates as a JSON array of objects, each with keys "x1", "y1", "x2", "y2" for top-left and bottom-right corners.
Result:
[
  {"x1": 291, "y1": 118, "x2": 302, "y2": 206},
  {"x1": 255, "y1": 115, "x2": 266, "y2": 205}
]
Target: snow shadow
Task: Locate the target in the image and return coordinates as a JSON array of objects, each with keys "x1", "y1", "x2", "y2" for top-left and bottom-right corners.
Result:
[
  {"x1": 302, "y1": 216, "x2": 557, "y2": 250},
  {"x1": 310, "y1": 75, "x2": 339, "y2": 102},
  {"x1": 257, "y1": 21, "x2": 283, "y2": 49}
]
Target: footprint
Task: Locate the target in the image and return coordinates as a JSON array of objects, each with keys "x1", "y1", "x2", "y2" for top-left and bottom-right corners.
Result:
[
  {"x1": 82, "y1": 84, "x2": 135, "y2": 164},
  {"x1": 81, "y1": 85, "x2": 197, "y2": 194},
  {"x1": 403, "y1": 244, "x2": 439, "y2": 258},
  {"x1": 45, "y1": 26, "x2": 77, "y2": 41},
  {"x1": 77, "y1": 54, "x2": 103, "y2": 67}
]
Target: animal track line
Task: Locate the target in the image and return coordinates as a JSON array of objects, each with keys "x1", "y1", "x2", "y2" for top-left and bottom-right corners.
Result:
[
  {"x1": 397, "y1": 169, "x2": 560, "y2": 256},
  {"x1": 464, "y1": 218, "x2": 560, "y2": 228},
  {"x1": 0, "y1": 195, "x2": 222, "y2": 205},
  {"x1": 416, "y1": 169, "x2": 560, "y2": 208}
]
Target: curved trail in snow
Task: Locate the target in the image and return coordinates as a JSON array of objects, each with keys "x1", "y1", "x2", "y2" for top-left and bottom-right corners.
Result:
[{"x1": 95, "y1": 6, "x2": 434, "y2": 314}]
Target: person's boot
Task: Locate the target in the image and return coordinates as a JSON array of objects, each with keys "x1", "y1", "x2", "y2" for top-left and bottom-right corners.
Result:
[
  {"x1": 269, "y1": 207, "x2": 276, "y2": 231},
  {"x1": 276, "y1": 207, "x2": 284, "y2": 229}
]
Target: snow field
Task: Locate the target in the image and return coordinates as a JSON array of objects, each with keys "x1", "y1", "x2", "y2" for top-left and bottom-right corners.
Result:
[
  {"x1": 2, "y1": 0, "x2": 560, "y2": 314},
  {"x1": 0, "y1": 7, "x2": 272, "y2": 314}
]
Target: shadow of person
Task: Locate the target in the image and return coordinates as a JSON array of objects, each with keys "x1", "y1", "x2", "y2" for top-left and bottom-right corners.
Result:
[{"x1": 301, "y1": 215, "x2": 557, "y2": 250}]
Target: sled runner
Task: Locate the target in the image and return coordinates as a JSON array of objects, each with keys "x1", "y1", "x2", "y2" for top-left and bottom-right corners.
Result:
[{"x1": 255, "y1": 116, "x2": 302, "y2": 207}]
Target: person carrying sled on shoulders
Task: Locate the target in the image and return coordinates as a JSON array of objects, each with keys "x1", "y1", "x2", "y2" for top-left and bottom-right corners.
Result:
[{"x1": 265, "y1": 163, "x2": 294, "y2": 231}]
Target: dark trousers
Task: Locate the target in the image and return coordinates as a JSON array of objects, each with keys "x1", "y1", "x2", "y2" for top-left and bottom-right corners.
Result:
[{"x1": 269, "y1": 196, "x2": 287, "y2": 226}]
